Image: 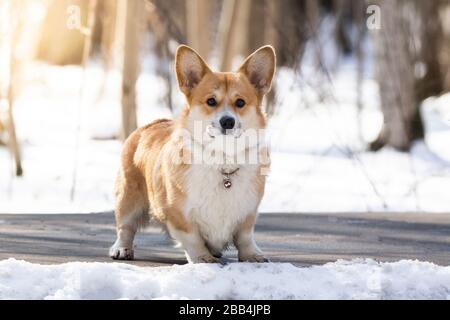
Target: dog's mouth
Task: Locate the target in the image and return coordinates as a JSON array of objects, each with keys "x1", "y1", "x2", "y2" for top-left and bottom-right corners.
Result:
[{"x1": 206, "y1": 125, "x2": 242, "y2": 139}]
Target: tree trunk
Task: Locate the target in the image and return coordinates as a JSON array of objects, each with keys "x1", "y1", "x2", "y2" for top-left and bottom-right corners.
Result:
[
  {"x1": 6, "y1": 81, "x2": 22, "y2": 176},
  {"x1": 1, "y1": 0, "x2": 23, "y2": 176},
  {"x1": 277, "y1": 0, "x2": 307, "y2": 68},
  {"x1": 248, "y1": 0, "x2": 265, "y2": 52},
  {"x1": 219, "y1": 0, "x2": 253, "y2": 71},
  {"x1": 264, "y1": 0, "x2": 280, "y2": 49},
  {"x1": 216, "y1": 0, "x2": 236, "y2": 70},
  {"x1": 262, "y1": 0, "x2": 281, "y2": 116},
  {"x1": 37, "y1": 0, "x2": 87, "y2": 65},
  {"x1": 186, "y1": 0, "x2": 211, "y2": 59},
  {"x1": 442, "y1": 1, "x2": 450, "y2": 92},
  {"x1": 7, "y1": 47, "x2": 23, "y2": 177},
  {"x1": 416, "y1": 0, "x2": 445, "y2": 101},
  {"x1": 333, "y1": 0, "x2": 352, "y2": 55},
  {"x1": 354, "y1": 0, "x2": 365, "y2": 143},
  {"x1": 118, "y1": 0, "x2": 141, "y2": 140},
  {"x1": 371, "y1": 0, "x2": 423, "y2": 152}
]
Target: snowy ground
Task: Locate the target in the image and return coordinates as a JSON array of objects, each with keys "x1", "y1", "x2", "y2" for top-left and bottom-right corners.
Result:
[{"x1": 0, "y1": 258, "x2": 449, "y2": 299}]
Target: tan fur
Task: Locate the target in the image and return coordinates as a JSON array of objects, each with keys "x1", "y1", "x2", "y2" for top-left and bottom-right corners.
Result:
[
  {"x1": 239, "y1": 213, "x2": 257, "y2": 233},
  {"x1": 110, "y1": 45, "x2": 276, "y2": 263}
]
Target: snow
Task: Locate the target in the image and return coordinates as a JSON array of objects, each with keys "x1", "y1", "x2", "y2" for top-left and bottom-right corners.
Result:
[
  {"x1": 0, "y1": 258, "x2": 449, "y2": 299},
  {"x1": 1, "y1": 57, "x2": 450, "y2": 213}
]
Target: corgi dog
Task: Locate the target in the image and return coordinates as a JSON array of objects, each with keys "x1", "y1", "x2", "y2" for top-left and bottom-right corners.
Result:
[{"x1": 109, "y1": 45, "x2": 276, "y2": 263}]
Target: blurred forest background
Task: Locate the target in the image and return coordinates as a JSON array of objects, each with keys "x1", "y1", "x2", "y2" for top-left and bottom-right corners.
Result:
[{"x1": 1, "y1": 0, "x2": 450, "y2": 213}]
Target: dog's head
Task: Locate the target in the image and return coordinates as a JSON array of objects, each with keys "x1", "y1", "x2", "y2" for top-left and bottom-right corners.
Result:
[{"x1": 175, "y1": 45, "x2": 276, "y2": 141}]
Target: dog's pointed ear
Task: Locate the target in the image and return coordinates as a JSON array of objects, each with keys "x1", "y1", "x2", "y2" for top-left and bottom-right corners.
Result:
[
  {"x1": 175, "y1": 45, "x2": 212, "y2": 96},
  {"x1": 238, "y1": 46, "x2": 276, "y2": 96}
]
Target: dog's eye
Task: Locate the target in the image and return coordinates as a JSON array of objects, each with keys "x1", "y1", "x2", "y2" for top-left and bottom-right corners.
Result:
[
  {"x1": 235, "y1": 99, "x2": 246, "y2": 108},
  {"x1": 207, "y1": 98, "x2": 217, "y2": 107}
]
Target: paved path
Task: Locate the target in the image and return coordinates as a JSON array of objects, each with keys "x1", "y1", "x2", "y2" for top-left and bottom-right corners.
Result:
[{"x1": 0, "y1": 212, "x2": 449, "y2": 266}]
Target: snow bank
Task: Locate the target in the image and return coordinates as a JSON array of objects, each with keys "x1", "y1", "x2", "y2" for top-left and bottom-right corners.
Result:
[{"x1": 1, "y1": 258, "x2": 449, "y2": 300}]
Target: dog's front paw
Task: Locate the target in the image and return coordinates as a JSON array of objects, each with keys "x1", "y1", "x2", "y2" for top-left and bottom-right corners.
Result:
[
  {"x1": 191, "y1": 254, "x2": 225, "y2": 265},
  {"x1": 239, "y1": 254, "x2": 270, "y2": 263},
  {"x1": 109, "y1": 246, "x2": 134, "y2": 260}
]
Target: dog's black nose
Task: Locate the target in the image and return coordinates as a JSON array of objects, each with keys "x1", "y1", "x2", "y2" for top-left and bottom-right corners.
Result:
[{"x1": 219, "y1": 116, "x2": 235, "y2": 130}]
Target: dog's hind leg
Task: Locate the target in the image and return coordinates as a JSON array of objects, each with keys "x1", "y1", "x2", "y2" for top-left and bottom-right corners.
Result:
[
  {"x1": 167, "y1": 222, "x2": 224, "y2": 264},
  {"x1": 234, "y1": 213, "x2": 268, "y2": 263},
  {"x1": 109, "y1": 170, "x2": 149, "y2": 260}
]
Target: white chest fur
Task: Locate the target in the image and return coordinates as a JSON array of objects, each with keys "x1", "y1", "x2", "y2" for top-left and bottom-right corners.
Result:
[{"x1": 183, "y1": 164, "x2": 261, "y2": 251}]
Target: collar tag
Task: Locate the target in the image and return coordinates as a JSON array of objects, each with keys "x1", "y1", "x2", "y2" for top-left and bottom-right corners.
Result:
[
  {"x1": 221, "y1": 167, "x2": 239, "y2": 189},
  {"x1": 223, "y1": 179, "x2": 232, "y2": 189}
]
